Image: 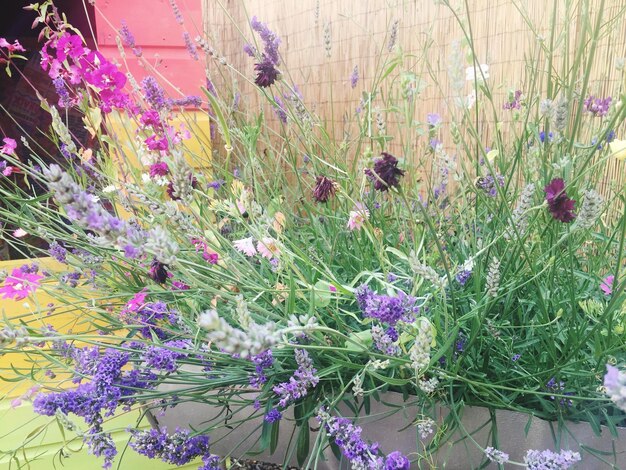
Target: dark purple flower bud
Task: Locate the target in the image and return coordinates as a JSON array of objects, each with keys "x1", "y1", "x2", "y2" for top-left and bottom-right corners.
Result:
[
  {"x1": 544, "y1": 178, "x2": 576, "y2": 223},
  {"x1": 365, "y1": 152, "x2": 405, "y2": 191},
  {"x1": 254, "y1": 57, "x2": 280, "y2": 88},
  {"x1": 312, "y1": 176, "x2": 337, "y2": 203}
]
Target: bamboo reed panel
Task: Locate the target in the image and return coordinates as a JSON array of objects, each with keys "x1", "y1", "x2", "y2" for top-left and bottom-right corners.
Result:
[{"x1": 202, "y1": 0, "x2": 626, "y2": 197}]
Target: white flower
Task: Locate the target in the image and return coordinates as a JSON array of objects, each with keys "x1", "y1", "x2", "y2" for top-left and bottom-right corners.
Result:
[
  {"x1": 233, "y1": 237, "x2": 257, "y2": 257},
  {"x1": 465, "y1": 64, "x2": 489, "y2": 82}
]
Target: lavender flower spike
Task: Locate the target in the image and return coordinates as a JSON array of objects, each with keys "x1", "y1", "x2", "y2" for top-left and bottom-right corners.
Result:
[{"x1": 272, "y1": 349, "x2": 319, "y2": 408}]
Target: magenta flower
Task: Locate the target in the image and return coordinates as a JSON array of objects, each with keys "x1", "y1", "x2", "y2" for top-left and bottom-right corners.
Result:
[
  {"x1": 0, "y1": 137, "x2": 17, "y2": 155},
  {"x1": 55, "y1": 33, "x2": 85, "y2": 62},
  {"x1": 0, "y1": 268, "x2": 44, "y2": 300},
  {"x1": 149, "y1": 162, "x2": 170, "y2": 178},
  {"x1": 0, "y1": 37, "x2": 25, "y2": 53},
  {"x1": 600, "y1": 275, "x2": 614, "y2": 296},
  {"x1": 544, "y1": 178, "x2": 576, "y2": 223}
]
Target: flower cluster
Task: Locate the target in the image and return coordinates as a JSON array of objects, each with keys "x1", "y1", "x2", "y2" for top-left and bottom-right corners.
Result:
[
  {"x1": 130, "y1": 427, "x2": 218, "y2": 469},
  {"x1": 0, "y1": 267, "x2": 43, "y2": 300},
  {"x1": 524, "y1": 448, "x2": 581, "y2": 469},
  {"x1": 41, "y1": 32, "x2": 130, "y2": 112},
  {"x1": 583, "y1": 95, "x2": 611, "y2": 117},
  {"x1": 272, "y1": 349, "x2": 319, "y2": 409},
  {"x1": 33, "y1": 347, "x2": 158, "y2": 468},
  {"x1": 355, "y1": 285, "x2": 419, "y2": 326},
  {"x1": 249, "y1": 17, "x2": 281, "y2": 87}
]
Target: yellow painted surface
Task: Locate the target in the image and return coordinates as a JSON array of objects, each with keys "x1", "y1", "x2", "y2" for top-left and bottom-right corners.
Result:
[
  {"x1": 106, "y1": 110, "x2": 213, "y2": 170},
  {"x1": 0, "y1": 109, "x2": 212, "y2": 468},
  {"x1": 0, "y1": 400, "x2": 199, "y2": 469}
]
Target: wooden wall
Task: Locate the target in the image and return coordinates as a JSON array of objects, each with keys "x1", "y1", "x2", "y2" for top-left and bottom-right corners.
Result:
[{"x1": 201, "y1": 0, "x2": 626, "y2": 195}]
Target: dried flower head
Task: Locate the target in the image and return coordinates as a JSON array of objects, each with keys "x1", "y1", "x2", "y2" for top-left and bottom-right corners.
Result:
[
  {"x1": 366, "y1": 152, "x2": 405, "y2": 191},
  {"x1": 312, "y1": 176, "x2": 337, "y2": 203}
]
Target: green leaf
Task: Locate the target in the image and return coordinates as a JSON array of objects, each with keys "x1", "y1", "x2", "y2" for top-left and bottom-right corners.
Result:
[
  {"x1": 296, "y1": 424, "x2": 310, "y2": 466},
  {"x1": 344, "y1": 329, "x2": 372, "y2": 351},
  {"x1": 270, "y1": 419, "x2": 280, "y2": 454},
  {"x1": 312, "y1": 280, "x2": 332, "y2": 308}
]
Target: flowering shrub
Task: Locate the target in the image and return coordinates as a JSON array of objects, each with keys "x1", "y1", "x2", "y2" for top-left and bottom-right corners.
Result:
[{"x1": 0, "y1": 0, "x2": 625, "y2": 469}]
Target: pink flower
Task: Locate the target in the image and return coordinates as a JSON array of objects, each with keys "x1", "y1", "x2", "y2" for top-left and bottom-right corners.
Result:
[
  {"x1": 0, "y1": 38, "x2": 25, "y2": 53},
  {"x1": 171, "y1": 280, "x2": 190, "y2": 290},
  {"x1": 329, "y1": 285, "x2": 337, "y2": 292},
  {"x1": 234, "y1": 237, "x2": 257, "y2": 256},
  {"x1": 1, "y1": 137, "x2": 17, "y2": 155},
  {"x1": 205, "y1": 252, "x2": 219, "y2": 264},
  {"x1": 126, "y1": 289, "x2": 148, "y2": 312},
  {"x1": 0, "y1": 268, "x2": 43, "y2": 300},
  {"x1": 2, "y1": 166, "x2": 17, "y2": 176},
  {"x1": 12, "y1": 228, "x2": 27, "y2": 238},
  {"x1": 347, "y1": 203, "x2": 370, "y2": 231},
  {"x1": 257, "y1": 237, "x2": 281, "y2": 259},
  {"x1": 600, "y1": 275, "x2": 615, "y2": 296}
]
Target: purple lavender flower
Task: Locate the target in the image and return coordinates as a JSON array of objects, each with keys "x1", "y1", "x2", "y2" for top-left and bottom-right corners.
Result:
[
  {"x1": 49, "y1": 241, "x2": 68, "y2": 264},
  {"x1": 168, "y1": 96, "x2": 203, "y2": 108},
  {"x1": 207, "y1": 179, "x2": 225, "y2": 191},
  {"x1": 350, "y1": 65, "x2": 359, "y2": 89},
  {"x1": 119, "y1": 20, "x2": 142, "y2": 56},
  {"x1": 546, "y1": 377, "x2": 573, "y2": 407},
  {"x1": 43, "y1": 165, "x2": 145, "y2": 258},
  {"x1": 250, "y1": 16, "x2": 281, "y2": 66},
  {"x1": 264, "y1": 408, "x2": 282, "y2": 422},
  {"x1": 524, "y1": 449, "x2": 581, "y2": 469},
  {"x1": 455, "y1": 269, "x2": 471, "y2": 286},
  {"x1": 371, "y1": 325, "x2": 399, "y2": 356},
  {"x1": 503, "y1": 90, "x2": 522, "y2": 110},
  {"x1": 169, "y1": 0, "x2": 184, "y2": 25},
  {"x1": 426, "y1": 113, "x2": 442, "y2": 127},
  {"x1": 130, "y1": 427, "x2": 215, "y2": 466},
  {"x1": 385, "y1": 451, "x2": 410, "y2": 470},
  {"x1": 61, "y1": 271, "x2": 81, "y2": 288},
  {"x1": 273, "y1": 349, "x2": 319, "y2": 408},
  {"x1": 476, "y1": 174, "x2": 504, "y2": 198},
  {"x1": 584, "y1": 95, "x2": 611, "y2": 117},
  {"x1": 53, "y1": 77, "x2": 73, "y2": 108},
  {"x1": 183, "y1": 32, "x2": 199, "y2": 60},
  {"x1": 141, "y1": 76, "x2": 168, "y2": 110},
  {"x1": 273, "y1": 95, "x2": 287, "y2": 123},
  {"x1": 142, "y1": 340, "x2": 190, "y2": 373},
  {"x1": 249, "y1": 349, "x2": 274, "y2": 387},
  {"x1": 85, "y1": 427, "x2": 118, "y2": 469},
  {"x1": 243, "y1": 43, "x2": 257, "y2": 57},
  {"x1": 318, "y1": 411, "x2": 383, "y2": 469},
  {"x1": 355, "y1": 285, "x2": 419, "y2": 326},
  {"x1": 484, "y1": 446, "x2": 509, "y2": 464}
]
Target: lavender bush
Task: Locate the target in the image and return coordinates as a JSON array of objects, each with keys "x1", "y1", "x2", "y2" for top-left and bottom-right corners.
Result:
[{"x1": 0, "y1": 0, "x2": 625, "y2": 469}]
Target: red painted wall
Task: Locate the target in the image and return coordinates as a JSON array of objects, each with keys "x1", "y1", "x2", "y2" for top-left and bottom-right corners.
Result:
[{"x1": 93, "y1": 0, "x2": 205, "y2": 98}]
